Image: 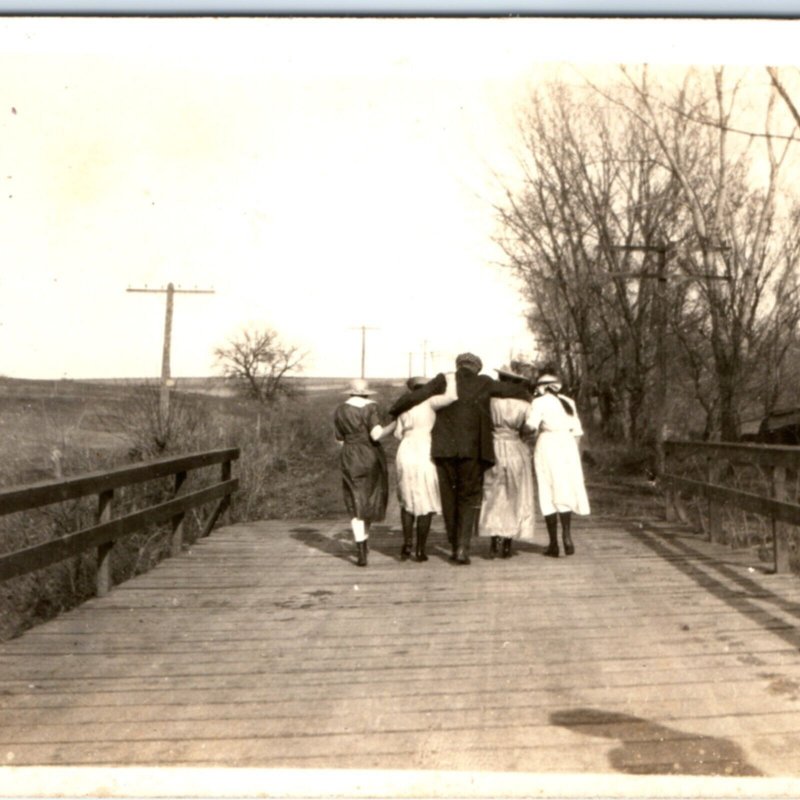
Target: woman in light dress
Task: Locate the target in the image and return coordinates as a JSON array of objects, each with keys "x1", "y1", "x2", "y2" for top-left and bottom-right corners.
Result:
[
  {"x1": 334, "y1": 379, "x2": 396, "y2": 567},
  {"x1": 394, "y1": 373, "x2": 457, "y2": 562},
  {"x1": 526, "y1": 371, "x2": 590, "y2": 557},
  {"x1": 478, "y1": 367, "x2": 535, "y2": 558}
]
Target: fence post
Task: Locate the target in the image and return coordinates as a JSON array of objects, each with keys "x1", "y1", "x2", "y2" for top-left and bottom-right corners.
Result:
[
  {"x1": 221, "y1": 457, "x2": 232, "y2": 521},
  {"x1": 199, "y1": 458, "x2": 234, "y2": 539},
  {"x1": 96, "y1": 489, "x2": 114, "y2": 597},
  {"x1": 170, "y1": 470, "x2": 187, "y2": 557},
  {"x1": 664, "y1": 485, "x2": 676, "y2": 522},
  {"x1": 772, "y1": 465, "x2": 790, "y2": 574},
  {"x1": 663, "y1": 444, "x2": 676, "y2": 522},
  {"x1": 707, "y1": 457, "x2": 723, "y2": 543}
]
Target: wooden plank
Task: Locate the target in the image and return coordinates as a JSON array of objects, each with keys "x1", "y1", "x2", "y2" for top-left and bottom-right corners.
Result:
[
  {"x1": 0, "y1": 448, "x2": 239, "y2": 516},
  {"x1": 1, "y1": 516, "x2": 799, "y2": 776},
  {"x1": 0, "y1": 479, "x2": 237, "y2": 581}
]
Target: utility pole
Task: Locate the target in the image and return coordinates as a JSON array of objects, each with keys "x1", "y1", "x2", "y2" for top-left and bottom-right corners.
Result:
[
  {"x1": 609, "y1": 242, "x2": 729, "y2": 477},
  {"x1": 348, "y1": 325, "x2": 378, "y2": 379},
  {"x1": 421, "y1": 339, "x2": 428, "y2": 377},
  {"x1": 127, "y1": 283, "x2": 215, "y2": 424},
  {"x1": 408, "y1": 352, "x2": 414, "y2": 379}
]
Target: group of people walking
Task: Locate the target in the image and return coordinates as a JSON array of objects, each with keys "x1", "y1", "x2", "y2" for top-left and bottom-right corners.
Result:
[{"x1": 332, "y1": 352, "x2": 590, "y2": 567}]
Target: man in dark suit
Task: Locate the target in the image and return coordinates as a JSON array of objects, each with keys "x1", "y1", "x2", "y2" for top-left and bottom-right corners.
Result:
[{"x1": 390, "y1": 352, "x2": 530, "y2": 565}]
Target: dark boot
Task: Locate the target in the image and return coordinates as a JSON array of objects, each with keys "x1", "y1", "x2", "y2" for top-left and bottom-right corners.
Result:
[
  {"x1": 416, "y1": 514, "x2": 432, "y2": 562},
  {"x1": 560, "y1": 511, "x2": 574, "y2": 555},
  {"x1": 436, "y1": 461, "x2": 457, "y2": 551},
  {"x1": 356, "y1": 540, "x2": 368, "y2": 567},
  {"x1": 400, "y1": 508, "x2": 414, "y2": 560},
  {"x1": 454, "y1": 506, "x2": 478, "y2": 565},
  {"x1": 490, "y1": 536, "x2": 500, "y2": 558},
  {"x1": 502, "y1": 537, "x2": 512, "y2": 558},
  {"x1": 544, "y1": 513, "x2": 559, "y2": 557}
]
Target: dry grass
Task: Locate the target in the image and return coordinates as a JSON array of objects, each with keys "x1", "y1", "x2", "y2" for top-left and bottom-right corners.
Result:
[
  {"x1": 5, "y1": 375, "x2": 787, "y2": 640},
  {"x1": 664, "y1": 451, "x2": 800, "y2": 572},
  {"x1": 0, "y1": 377, "x2": 409, "y2": 640}
]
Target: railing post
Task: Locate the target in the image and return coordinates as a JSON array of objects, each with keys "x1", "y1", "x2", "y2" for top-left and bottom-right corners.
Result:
[
  {"x1": 221, "y1": 458, "x2": 232, "y2": 521},
  {"x1": 772, "y1": 465, "x2": 790, "y2": 574},
  {"x1": 199, "y1": 458, "x2": 234, "y2": 539},
  {"x1": 96, "y1": 489, "x2": 114, "y2": 597},
  {"x1": 707, "y1": 457, "x2": 722, "y2": 543},
  {"x1": 663, "y1": 443, "x2": 675, "y2": 521},
  {"x1": 664, "y1": 485, "x2": 676, "y2": 522},
  {"x1": 170, "y1": 470, "x2": 187, "y2": 557}
]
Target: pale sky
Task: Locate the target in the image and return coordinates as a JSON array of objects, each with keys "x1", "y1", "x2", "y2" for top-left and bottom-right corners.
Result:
[{"x1": 1, "y1": 17, "x2": 799, "y2": 380}]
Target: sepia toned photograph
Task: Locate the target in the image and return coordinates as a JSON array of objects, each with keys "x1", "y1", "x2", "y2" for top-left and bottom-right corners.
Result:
[{"x1": 0, "y1": 14, "x2": 800, "y2": 798}]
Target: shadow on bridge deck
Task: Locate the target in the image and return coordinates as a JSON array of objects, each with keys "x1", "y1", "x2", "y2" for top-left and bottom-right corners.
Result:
[{"x1": 0, "y1": 514, "x2": 799, "y2": 789}]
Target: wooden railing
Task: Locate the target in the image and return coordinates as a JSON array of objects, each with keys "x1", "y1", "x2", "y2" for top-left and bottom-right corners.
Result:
[
  {"x1": 663, "y1": 440, "x2": 800, "y2": 573},
  {"x1": 0, "y1": 448, "x2": 239, "y2": 595}
]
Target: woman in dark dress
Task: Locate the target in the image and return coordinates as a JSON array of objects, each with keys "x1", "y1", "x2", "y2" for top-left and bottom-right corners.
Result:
[{"x1": 334, "y1": 378, "x2": 396, "y2": 566}]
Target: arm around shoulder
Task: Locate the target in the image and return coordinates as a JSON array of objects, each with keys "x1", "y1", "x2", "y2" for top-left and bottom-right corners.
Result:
[
  {"x1": 389, "y1": 373, "x2": 447, "y2": 417},
  {"x1": 429, "y1": 372, "x2": 458, "y2": 410},
  {"x1": 488, "y1": 378, "x2": 531, "y2": 401}
]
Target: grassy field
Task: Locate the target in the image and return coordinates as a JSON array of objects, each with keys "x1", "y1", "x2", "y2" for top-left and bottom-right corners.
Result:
[
  {"x1": 0, "y1": 374, "x2": 664, "y2": 640},
  {"x1": 0, "y1": 375, "x2": 407, "y2": 639}
]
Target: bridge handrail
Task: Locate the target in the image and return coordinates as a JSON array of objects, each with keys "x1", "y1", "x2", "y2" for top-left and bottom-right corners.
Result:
[
  {"x1": 663, "y1": 439, "x2": 797, "y2": 573},
  {"x1": 665, "y1": 440, "x2": 800, "y2": 469},
  {"x1": 0, "y1": 448, "x2": 239, "y2": 516},
  {"x1": 0, "y1": 447, "x2": 239, "y2": 594}
]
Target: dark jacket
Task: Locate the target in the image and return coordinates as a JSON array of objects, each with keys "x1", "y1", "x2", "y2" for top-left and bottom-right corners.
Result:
[{"x1": 390, "y1": 368, "x2": 531, "y2": 467}]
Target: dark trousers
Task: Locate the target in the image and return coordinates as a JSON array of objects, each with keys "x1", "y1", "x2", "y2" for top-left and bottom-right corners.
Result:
[{"x1": 435, "y1": 458, "x2": 484, "y2": 556}]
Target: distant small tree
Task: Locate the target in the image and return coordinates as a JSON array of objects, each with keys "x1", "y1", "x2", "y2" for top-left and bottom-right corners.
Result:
[{"x1": 214, "y1": 326, "x2": 306, "y2": 404}]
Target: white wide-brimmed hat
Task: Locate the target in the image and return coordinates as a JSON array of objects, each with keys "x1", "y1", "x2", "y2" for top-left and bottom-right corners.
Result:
[{"x1": 345, "y1": 378, "x2": 376, "y2": 396}]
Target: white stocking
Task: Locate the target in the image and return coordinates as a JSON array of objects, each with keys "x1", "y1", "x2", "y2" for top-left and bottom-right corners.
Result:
[{"x1": 351, "y1": 518, "x2": 366, "y2": 542}]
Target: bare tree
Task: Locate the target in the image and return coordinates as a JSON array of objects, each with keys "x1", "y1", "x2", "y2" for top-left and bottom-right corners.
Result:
[
  {"x1": 614, "y1": 66, "x2": 799, "y2": 439},
  {"x1": 767, "y1": 66, "x2": 800, "y2": 129},
  {"x1": 496, "y1": 67, "x2": 800, "y2": 445},
  {"x1": 215, "y1": 326, "x2": 306, "y2": 404},
  {"x1": 495, "y1": 81, "x2": 684, "y2": 443}
]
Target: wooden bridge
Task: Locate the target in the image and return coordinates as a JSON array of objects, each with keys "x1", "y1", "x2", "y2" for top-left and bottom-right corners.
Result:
[{"x1": 1, "y1": 446, "x2": 800, "y2": 797}]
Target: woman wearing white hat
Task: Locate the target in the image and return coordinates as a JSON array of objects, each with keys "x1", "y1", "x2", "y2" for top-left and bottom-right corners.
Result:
[
  {"x1": 334, "y1": 379, "x2": 396, "y2": 566},
  {"x1": 525, "y1": 370, "x2": 590, "y2": 557}
]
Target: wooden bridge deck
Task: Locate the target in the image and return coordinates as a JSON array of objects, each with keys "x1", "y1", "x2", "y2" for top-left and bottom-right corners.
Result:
[{"x1": 1, "y1": 513, "x2": 800, "y2": 791}]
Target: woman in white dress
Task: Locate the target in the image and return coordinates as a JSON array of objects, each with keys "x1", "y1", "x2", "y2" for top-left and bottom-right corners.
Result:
[
  {"x1": 478, "y1": 367, "x2": 535, "y2": 559},
  {"x1": 394, "y1": 373, "x2": 457, "y2": 562},
  {"x1": 526, "y1": 371, "x2": 590, "y2": 557}
]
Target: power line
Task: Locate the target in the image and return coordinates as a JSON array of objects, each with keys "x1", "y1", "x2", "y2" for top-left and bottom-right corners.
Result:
[
  {"x1": 347, "y1": 325, "x2": 379, "y2": 379},
  {"x1": 126, "y1": 282, "x2": 215, "y2": 422}
]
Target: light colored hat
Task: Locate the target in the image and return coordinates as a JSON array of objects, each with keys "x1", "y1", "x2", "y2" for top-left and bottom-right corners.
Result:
[
  {"x1": 535, "y1": 373, "x2": 562, "y2": 392},
  {"x1": 455, "y1": 352, "x2": 482, "y2": 373},
  {"x1": 345, "y1": 378, "x2": 376, "y2": 396}
]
